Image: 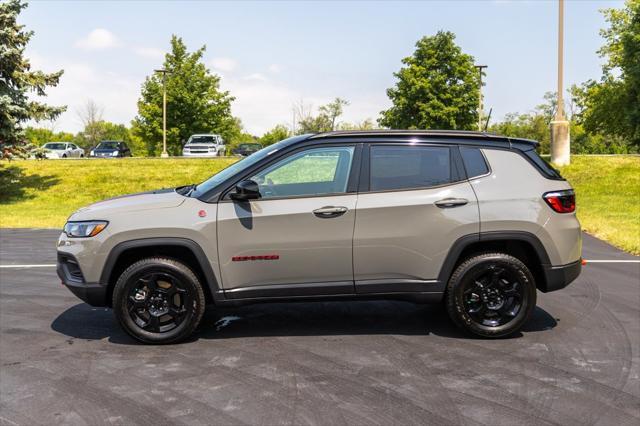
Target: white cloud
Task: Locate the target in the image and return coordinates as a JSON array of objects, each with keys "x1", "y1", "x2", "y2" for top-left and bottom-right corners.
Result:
[
  {"x1": 75, "y1": 28, "x2": 119, "y2": 50},
  {"x1": 210, "y1": 57, "x2": 237, "y2": 73},
  {"x1": 25, "y1": 51, "x2": 139, "y2": 132},
  {"x1": 268, "y1": 64, "x2": 282, "y2": 73},
  {"x1": 243, "y1": 73, "x2": 267, "y2": 82},
  {"x1": 133, "y1": 46, "x2": 165, "y2": 59},
  {"x1": 26, "y1": 49, "x2": 387, "y2": 137}
]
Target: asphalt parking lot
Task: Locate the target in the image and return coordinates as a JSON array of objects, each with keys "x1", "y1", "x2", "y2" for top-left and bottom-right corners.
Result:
[{"x1": 1, "y1": 229, "x2": 639, "y2": 425}]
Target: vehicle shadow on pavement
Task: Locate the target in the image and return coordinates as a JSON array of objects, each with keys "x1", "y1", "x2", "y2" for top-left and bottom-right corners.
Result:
[{"x1": 51, "y1": 301, "x2": 557, "y2": 345}]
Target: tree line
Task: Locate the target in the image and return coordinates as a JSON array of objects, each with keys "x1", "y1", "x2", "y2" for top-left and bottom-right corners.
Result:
[{"x1": 2, "y1": 0, "x2": 638, "y2": 159}]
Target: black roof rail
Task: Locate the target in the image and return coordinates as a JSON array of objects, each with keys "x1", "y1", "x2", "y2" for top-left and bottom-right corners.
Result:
[{"x1": 307, "y1": 129, "x2": 538, "y2": 147}]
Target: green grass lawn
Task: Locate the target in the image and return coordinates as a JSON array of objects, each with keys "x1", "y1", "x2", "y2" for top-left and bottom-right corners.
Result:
[
  {"x1": 556, "y1": 156, "x2": 640, "y2": 255},
  {"x1": 1, "y1": 155, "x2": 638, "y2": 254},
  {"x1": 0, "y1": 158, "x2": 236, "y2": 228}
]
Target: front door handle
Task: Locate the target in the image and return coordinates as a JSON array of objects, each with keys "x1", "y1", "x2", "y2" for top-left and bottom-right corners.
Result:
[
  {"x1": 313, "y1": 206, "x2": 348, "y2": 218},
  {"x1": 435, "y1": 198, "x2": 469, "y2": 208}
]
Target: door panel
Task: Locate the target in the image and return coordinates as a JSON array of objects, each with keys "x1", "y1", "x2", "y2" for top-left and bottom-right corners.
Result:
[
  {"x1": 217, "y1": 195, "x2": 357, "y2": 291},
  {"x1": 353, "y1": 182, "x2": 479, "y2": 287}
]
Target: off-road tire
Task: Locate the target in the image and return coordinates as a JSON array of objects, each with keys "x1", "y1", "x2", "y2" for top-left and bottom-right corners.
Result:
[
  {"x1": 113, "y1": 257, "x2": 206, "y2": 344},
  {"x1": 445, "y1": 252, "x2": 537, "y2": 338}
]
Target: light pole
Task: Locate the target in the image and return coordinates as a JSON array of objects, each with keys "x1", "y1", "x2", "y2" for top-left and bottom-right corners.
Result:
[
  {"x1": 474, "y1": 65, "x2": 488, "y2": 131},
  {"x1": 154, "y1": 69, "x2": 170, "y2": 158},
  {"x1": 551, "y1": 0, "x2": 570, "y2": 165}
]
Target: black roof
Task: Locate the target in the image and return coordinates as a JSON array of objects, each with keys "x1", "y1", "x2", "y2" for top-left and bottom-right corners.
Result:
[{"x1": 308, "y1": 130, "x2": 538, "y2": 149}]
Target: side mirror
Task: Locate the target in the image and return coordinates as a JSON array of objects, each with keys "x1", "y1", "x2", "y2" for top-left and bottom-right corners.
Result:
[{"x1": 230, "y1": 179, "x2": 261, "y2": 201}]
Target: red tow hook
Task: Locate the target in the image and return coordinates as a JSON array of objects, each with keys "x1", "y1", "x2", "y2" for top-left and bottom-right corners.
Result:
[{"x1": 581, "y1": 259, "x2": 588, "y2": 266}]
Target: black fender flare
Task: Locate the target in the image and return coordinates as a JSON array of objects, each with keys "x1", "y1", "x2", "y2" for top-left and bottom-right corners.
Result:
[
  {"x1": 437, "y1": 231, "x2": 552, "y2": 284},
  {"x1": 100, "y1": 237, "x2": 223, "y2": 303}
]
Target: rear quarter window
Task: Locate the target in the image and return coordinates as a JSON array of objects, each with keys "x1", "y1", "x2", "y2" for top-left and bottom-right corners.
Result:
[
  {"x1": 460, "y1": 147, "x2": 490, "y2": 178},
  {"x1": 523, "y1": 149, "x2": 564, "y2": 180}
]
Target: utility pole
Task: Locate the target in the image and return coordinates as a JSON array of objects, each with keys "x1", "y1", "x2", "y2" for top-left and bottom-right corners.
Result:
[
  {"x1": 474, "y1": 65, "x2": 488, "y2": 131},
  {"x1": 550, "y1": 0, "x2": 570, "y2": 165},
  {"x1": 154, "y1": 69, "x2": 170, "y2": 158}
]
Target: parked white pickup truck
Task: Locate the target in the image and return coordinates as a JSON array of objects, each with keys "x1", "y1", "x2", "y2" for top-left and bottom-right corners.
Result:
[{"x1": 182, "y1": 134, "x2": 226, "y2": 157}]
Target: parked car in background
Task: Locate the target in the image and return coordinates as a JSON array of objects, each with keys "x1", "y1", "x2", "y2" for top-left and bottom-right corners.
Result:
[
  {"x1": 40, "y1": 142, "x2": 84, "y2": 159},
  {"x1": 182, "y1": 134, "x2": 225, "y2": 157},
  {"x1": 90, "y1": 141, "x2": 131, "y2": 158},
  {"x1": 232, "y1": 142, "x2": 262, "y2": 157}
]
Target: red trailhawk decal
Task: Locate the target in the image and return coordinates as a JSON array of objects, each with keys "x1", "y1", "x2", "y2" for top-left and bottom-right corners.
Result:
[{"x1": 232, "y1": 255, "x2": 280, "y2": 262}]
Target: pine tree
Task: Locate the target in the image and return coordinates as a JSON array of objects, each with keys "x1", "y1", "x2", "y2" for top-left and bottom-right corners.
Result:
[{"x1": 0, "y1": 0, "x2": 66, "y2": 158}]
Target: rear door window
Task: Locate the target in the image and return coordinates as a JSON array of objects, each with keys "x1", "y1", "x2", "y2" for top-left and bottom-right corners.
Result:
[{"x1": 369, "y1": 146, "x2": 453, "y2": 191}]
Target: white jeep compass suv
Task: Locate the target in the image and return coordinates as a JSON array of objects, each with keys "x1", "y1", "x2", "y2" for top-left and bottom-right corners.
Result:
[{"x1": 57, "y1": 130, "x2": 582, "y2": 344}]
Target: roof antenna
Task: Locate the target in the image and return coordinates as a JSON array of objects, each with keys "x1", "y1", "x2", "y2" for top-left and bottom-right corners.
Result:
[{"x1": 483, "y1": 108, "x2": 492, "y2": 132}]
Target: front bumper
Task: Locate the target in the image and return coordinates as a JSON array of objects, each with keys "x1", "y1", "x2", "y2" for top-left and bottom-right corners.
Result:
[
  {"x1": 182, "y1": 151, "x2": 218, "y2": 157},
  {"x1": 57, "y1": 253, "x2": 108, "y2": 306},
  {"x1": 90, "y1": 152, "x2": 118, "y2": 158},
  {"x1": 540, "y1": 259, "x2": 582, "y2": 293}
]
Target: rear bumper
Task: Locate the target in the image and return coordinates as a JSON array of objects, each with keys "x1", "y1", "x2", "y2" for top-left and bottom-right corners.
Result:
[
  {"x1": 57, "y1": 253, "x2": 108, "y2": 306},
  {"x1": 540, "y1": 259, "x2": 582, "y2": 293}
]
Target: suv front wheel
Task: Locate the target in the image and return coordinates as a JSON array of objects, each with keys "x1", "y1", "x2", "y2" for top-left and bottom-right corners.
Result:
[
  {"x1": 445, "y1": 253, "x2": 536, "y2": 338},
  {"x1": 113, "y1": 257, "x2": 206, "y2": 344}
]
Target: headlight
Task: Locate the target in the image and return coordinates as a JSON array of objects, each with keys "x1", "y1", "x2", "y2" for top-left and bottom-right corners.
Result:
[
  {"x1": 111, "y1": 151, "x2": 119, "y2": 157},
  {"x1": 63, "y1": 221, "x2": 108, "y2": 238},
  {"x1": 90, "y1": 150, "x2": 95, "y2": 156}
]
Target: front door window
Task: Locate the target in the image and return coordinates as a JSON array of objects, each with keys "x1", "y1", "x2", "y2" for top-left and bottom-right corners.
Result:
[{"x1": 250, "y1": 146, "x2": 355, "y2": 199}]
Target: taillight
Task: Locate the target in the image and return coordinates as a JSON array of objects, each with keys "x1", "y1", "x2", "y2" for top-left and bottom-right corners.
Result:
[{"x1": 543, "y1": 190, "x2": 576, "y2": 213}]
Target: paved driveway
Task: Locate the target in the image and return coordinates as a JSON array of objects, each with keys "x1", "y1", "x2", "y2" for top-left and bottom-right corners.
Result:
[{"x1": 0, "y1": 229, "x2": 638, "y2": 425}]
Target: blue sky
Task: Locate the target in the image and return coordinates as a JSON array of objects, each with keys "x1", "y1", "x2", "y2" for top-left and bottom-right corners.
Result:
[{"x1": 23, "y1": 0, "x2": 623, "y2": 134}]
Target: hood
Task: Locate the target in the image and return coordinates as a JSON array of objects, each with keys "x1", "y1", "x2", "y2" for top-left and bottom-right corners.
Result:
[{"x1": 69, "y1": 188, "x2": 185, "y2": 220}]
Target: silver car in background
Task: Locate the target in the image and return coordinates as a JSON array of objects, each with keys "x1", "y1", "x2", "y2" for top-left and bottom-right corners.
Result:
[
  {"x1": 182, "y1": 134, "x2": 226, "y2": 157},
  {"x1": 41, "y1": 142, "x2": 84, "y2": 159}
]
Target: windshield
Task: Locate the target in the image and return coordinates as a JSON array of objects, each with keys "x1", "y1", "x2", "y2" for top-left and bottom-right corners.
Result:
[
  {"x1": 97, "y1": 141, "x2": 119, "y2": 150},
  {"x1": 44, "y1": 143, "x2": 66, "y2": 150},
  {"x1": 239, "y1": 143, "x2": 261, "y2": 149},
  {"x1": 187, "y1": 136, "x2": 217, "y2": 144},
  {"x1": 190, "y1": 136, "x2": 305, "y2": 198}
]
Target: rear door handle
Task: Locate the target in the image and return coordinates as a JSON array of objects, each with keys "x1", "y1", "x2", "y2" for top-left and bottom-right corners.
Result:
[
  {"x1": 434, "y1": 198, "x2": 469, "y2": 208},
  {"x1": 313, "y1": 206, "x2": 348, "y2": 218}
]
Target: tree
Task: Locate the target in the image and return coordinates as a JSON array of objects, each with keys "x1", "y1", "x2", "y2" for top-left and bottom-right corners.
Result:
[
  {"x1": 573, "y1": 0, "x2": 640, "y2": 147},
  {"x1": 319, "y1": 98, "x2": 349, "y2": 131},
  {"x1": 0, "y1": 0, "x2": 66, "y2": 158},
  {"x1": 489, "y1": 90, "x2": 635, "y2": 154},
  {"x1": 76, "y1": 99, "x2": 106, "y2": 148},
  {"x1": 379, "y1": 31, "x2": 480, "y2": 130},
  {"x1": 24, "y1": 127, "x2": 74, "y2": 146},
  {"x1": 76, "y1": 99, "x2": 104, "y2": 147},
  {"x1": 132, "y1": 35, "x2": 236, "y2": 156},
  {"x1": 75, "y1": 121, "x2": 132, "y2": 151},
  {"x1": 259, "y1": 124, "x2": 291, "y2": 146},
  {"x1": 339, "y1": 118, "x2": 376, "y2": 131},
  {"x1": 294, "y1": 98, "x2": 350, "y2": 134}
]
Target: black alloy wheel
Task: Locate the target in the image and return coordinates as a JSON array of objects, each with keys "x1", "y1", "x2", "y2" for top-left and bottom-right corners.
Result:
[
  {"x1": 462, "y1": 264, "x2": 525, "y2": 327},
  {"x1": 113, "y1": 257, "x2": 206, "y2": 344},
  {"x1": 127, "y1": 271, "x2": 191, "y2": 333}
]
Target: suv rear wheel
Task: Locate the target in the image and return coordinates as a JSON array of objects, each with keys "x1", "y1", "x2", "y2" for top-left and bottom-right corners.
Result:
[
  {"x1": 445, "y1": 253, "x2": 536, "y2": 338},
  {"x1": 113, "y1": 257, "x2": 206, "y2": 344}
]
